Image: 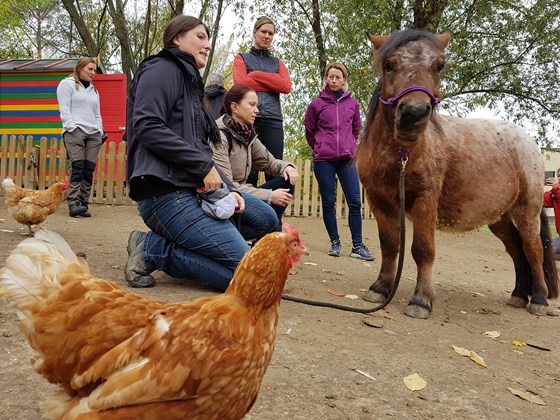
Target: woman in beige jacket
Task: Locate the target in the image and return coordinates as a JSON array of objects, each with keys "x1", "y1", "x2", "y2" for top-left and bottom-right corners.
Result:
[{"x1": 212, "y1": 84, "x2": 299, "y2": 241}]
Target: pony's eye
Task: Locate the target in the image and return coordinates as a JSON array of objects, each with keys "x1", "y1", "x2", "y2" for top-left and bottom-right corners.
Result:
[
  {"x1": 436, "y1": 62, "x2": 445, "y2": 72},
  {"x1": 384, "y1": 62, "x2": 394, "y2": 72}
]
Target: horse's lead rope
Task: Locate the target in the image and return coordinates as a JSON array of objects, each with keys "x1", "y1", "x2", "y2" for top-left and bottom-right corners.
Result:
[{"x1": 281, "y1": 150, "x2": 409, "y2": 314}]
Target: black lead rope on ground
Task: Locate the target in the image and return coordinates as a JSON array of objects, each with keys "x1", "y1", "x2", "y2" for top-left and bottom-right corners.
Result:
[{"x1": 281, "y1": 154, "x2": 409, "y2": 313}]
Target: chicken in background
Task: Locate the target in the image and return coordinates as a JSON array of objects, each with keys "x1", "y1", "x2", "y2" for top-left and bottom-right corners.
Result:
[
  {"x1": 2, "y1": 178, "x2": 69, "y2": 236},
  {"x1": 0, "y1": 225, "x2": 307, "y2": 419}
]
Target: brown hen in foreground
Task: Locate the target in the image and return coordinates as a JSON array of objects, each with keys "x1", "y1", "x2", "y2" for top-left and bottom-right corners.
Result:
[
  {"x1": 2, "y1": 177, "x2": 69, "y2": 235},
  {"x1": 0, "y1": 226, "x2": 307, "y2": 419}
]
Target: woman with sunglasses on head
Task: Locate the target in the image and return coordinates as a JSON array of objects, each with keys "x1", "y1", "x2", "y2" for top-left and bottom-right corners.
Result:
[{"x1": 212, "y1": 84, "x2": 299, "y2": 243}]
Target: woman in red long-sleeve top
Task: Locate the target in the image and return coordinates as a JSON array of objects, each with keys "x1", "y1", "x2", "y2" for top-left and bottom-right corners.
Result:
[
  {"x1": 544, "y1": 169, "x2": 560, "y2": 259},
  {"x1": 232, "y1": 16, "x2": 291, "y2": 185}
]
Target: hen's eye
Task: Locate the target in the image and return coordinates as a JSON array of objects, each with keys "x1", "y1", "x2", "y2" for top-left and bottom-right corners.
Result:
[
  {"x1": 384, "y1": 62, "x2": 394, "y2": 72},
  {"x1": 436, "y1": 62, "x2": 445, "y2": 72}
]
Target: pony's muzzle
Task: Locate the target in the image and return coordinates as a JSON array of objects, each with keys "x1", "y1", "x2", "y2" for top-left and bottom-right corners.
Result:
[{"x1": 397, "y1": 102, "x2": 432, "y2": 130}]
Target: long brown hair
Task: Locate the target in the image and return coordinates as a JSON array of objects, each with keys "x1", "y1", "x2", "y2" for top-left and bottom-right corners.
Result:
[{"x1": 163, "y1": 15, "x2": 210, "y2": 48}]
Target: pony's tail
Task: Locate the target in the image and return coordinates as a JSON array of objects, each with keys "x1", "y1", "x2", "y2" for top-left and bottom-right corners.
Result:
[{"x1": 540, "y1": 209, "x2": 559, "y2": 299}]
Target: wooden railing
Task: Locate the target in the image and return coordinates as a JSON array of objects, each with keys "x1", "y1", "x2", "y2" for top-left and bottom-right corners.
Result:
[{"x1": 0, "y1": 135, "x2": 375, "y2": 218}]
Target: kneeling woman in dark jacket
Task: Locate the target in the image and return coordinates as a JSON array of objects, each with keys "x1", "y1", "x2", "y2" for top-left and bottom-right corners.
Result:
[
  {"x1": 125, "y1": 15, "x2": 248, "y2": 290},
  {"x1": 212, "y1": 84, "x2": 299, "y2": 242}
]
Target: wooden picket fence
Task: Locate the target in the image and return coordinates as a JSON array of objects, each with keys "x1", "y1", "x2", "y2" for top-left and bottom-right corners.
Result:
[{"x1": 0, "y1": 134, "x2": 375, "y2": 218}]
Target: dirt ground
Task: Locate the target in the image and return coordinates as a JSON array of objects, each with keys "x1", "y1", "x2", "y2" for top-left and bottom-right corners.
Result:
[{"x1": 0, "y1": 201, "x2": 559, "y2": 420}]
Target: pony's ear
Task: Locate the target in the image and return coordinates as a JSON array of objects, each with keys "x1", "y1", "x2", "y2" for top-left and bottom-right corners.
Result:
[
  {"x1": 367, "y1": 33, "x2": 389, "y2": 50},
  {"x1": 436, "y1": 32, "x2": 452, "y2": 47}
]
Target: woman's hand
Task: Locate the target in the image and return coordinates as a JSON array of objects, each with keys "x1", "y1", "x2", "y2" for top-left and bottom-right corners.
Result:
[
  {"x1": 202, "y1": 167, "x2": 223, "y2": 190},
  {"x1": 283, "y1": 166, "x2": 299, "y2": 185},
  {"x1": 271, "y1": 188, "x2": 293, "y2": 206},
  {"x1": 231, "y1": 192, "x2": 245, "y2": 213}
]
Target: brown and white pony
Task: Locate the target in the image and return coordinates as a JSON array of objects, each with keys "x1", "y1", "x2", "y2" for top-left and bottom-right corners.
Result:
[{"x1": 356, "y1": 30, "x2": 558, "y2": 318}]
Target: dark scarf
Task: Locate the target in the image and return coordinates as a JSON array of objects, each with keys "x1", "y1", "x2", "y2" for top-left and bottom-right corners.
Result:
[
  {"x1": 222, "y1": 114, "x2": 256, "y2": 143},
  {"x1": 250, "y1": 46, "x2": 271, "y2": 57},
  {"x1": 155, "y1": 47, "x2": 222, "y2": 147},
  {"x1": 79, "y1": 79, "x2": 91, "y2": 89}
]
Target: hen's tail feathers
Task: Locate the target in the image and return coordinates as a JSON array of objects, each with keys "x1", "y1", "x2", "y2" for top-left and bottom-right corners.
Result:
[
  {"x1": 2, "y1": 177, "x2": 15, "y2": 191},
  {"x1": 0, "y1": 229, "x2": 89, "y2": 309}
]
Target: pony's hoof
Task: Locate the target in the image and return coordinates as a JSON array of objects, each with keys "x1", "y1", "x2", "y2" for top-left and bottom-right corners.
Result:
[
  {"x1": 362, "y1": 290, "x2": 386, "y2": 303},
  {"x1": 404, "y1": 304, "x2": 430, "y2": 319},
  {"x1": 527, "y1": 303, "x2": 547, "y2": 316},
  {"x1": 507, "y1": 296, "x2": 528, "y2": 308}
]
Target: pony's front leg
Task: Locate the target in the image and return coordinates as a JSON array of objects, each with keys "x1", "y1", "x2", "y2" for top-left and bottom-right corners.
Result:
[
  {"x1": 363, "y1": 210, "x2": 400, "y2": 303},
  {"x1": 405, "y1": 215, "x2": 437, "y2": 319}
]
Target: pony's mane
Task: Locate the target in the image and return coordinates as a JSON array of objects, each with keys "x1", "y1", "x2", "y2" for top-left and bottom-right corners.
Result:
[{"x1": 362, "y1": 29, "x2": 446, "y2": 141}]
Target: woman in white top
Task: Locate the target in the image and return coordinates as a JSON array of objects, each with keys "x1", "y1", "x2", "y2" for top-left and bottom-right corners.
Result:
[{"x1": 56, "y1": 57, "x2": 103, "y2": 217}]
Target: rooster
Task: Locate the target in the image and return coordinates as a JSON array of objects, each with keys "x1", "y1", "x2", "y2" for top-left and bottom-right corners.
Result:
[
  {"x1": 0, "y1": 225, "x2": 307, "y2": 419},
  {"x1": 2, "y1": 178, "x2": 69, "y2": 235}
]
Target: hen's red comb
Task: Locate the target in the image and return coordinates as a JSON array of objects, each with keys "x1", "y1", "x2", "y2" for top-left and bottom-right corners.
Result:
[{"x1": 282, "y1": 223, "x2": 299, "y2": 237}]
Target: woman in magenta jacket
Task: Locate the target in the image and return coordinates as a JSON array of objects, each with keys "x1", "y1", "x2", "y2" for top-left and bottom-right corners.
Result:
[{"x1": 304, "y1": 62, "x2": 374, "y2": 260}]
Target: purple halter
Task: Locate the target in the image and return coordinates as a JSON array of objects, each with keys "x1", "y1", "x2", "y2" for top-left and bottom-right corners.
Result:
[
  {"x1": 379, "y1": 85, "x2": 440, "y2": 107},
  {"x1": 379, "y1": 85, "x2": 440, "y2": 130}
]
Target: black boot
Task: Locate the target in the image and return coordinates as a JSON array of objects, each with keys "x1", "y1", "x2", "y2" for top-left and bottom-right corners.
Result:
[
  {"x1": 124, "y1": 231, "x2": 156, "y2": 288},
  {"x1": 69, "y1": 201, "x2": 88, "y2": 217},
  {"x1": 80, "y1": 201, "x2": 91, "y2": 217}
]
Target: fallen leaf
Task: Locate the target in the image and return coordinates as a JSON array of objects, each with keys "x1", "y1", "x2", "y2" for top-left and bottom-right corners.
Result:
[
  {"x1": 512, "y1": 340, "x2": 527, "y2": 347},
  {"x1": 403, "y1": 373, "x2": 427, "y2": 391},
  {"x1": 452, "y1": 346, "x2": 471, "y2": 356},
  {"x1": 353, "y1": 369, "x2": 376, "y2": 380},
  {"x1": 469, "y1": 351, "x2": 487, "y2": 367},
  {"x1": 303, "y1": 262, "x2": 318, "y2": 266},
  {"x1": 327, "y1": 290, "x2": 347, "y2": 297},
  {"x1": 452, "y1": 346, "x2": 487, "y2": 367},
  {"x1": 508, "y1": 388, "x2": 546, "y2": 405},
  {"x1": 483, "y1": 330, "x2": 501, "y2": 338}
]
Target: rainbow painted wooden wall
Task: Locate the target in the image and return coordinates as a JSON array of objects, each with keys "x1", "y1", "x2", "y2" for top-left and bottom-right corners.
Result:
[{"x1": 0, "y1": 59, "x2": 126, "y2": 146}]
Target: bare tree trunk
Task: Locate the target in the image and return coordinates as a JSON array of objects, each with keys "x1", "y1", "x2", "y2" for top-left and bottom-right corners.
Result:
[
  {"x1": 60, "y1": 0, "x2": 99, "y2": 57},
  {"x1": 202, "y1": 0, "x2": 224, "y2": 83},
  {"x1": 310, "y1": 0, "x2": 326, "y2": 79},
  {"x1": 107, "y1": 0, "x2": 137, "y2": 83}
]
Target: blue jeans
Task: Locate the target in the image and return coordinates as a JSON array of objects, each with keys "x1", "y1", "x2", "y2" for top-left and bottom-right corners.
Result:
[
  {"x1": 313, "y1": 159, "x2": 363, "y2": 246},
  {"x1": 239, "y1": 193, "x2": 281, "y2": 240},
  {"x1": 136, "y1": 190, "x2": 249, "y2": 290}
]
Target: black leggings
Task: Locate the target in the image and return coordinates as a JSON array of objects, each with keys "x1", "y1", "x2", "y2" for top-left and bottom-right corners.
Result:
[{"x1": 247, "y1": 118, "x2": 284, "y2": 186}]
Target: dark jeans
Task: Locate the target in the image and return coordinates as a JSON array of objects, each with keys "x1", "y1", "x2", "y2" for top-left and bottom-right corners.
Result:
[
  {"x1": 136, "y1": 190, "x2": 249, "y2": 290},
  {"x1": 247, "y1": 118, "x2": 284, "y2": 186},
  {"x1": 239, "y1": 193, "x2": 281, "y2": 241},
  {"x1": 259, "y1": 176, "x2": 295, "y2": 222},
  {"x1": 313, "y1": 159, "x2": 363, "y2": 246}
]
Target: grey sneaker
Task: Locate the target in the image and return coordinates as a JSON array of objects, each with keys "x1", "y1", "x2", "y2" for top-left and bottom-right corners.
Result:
[
  {"x1": 350, "y1": 243, "x2": 375, "y2": 261},
  {"x1": 328, "y1": 240, "x2": 341, "y2": 257},
  {"x1": 124, "y1": 231, "x2": 155, "y2": 288}
]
